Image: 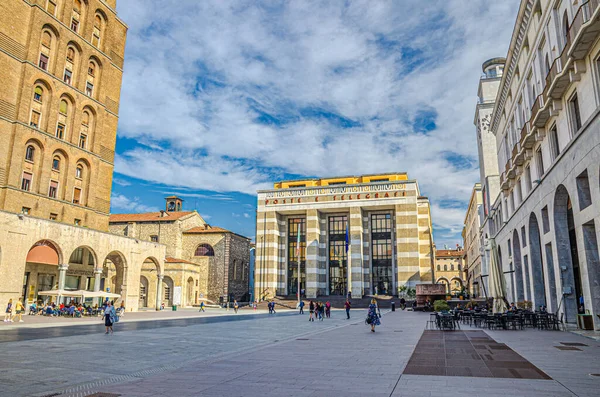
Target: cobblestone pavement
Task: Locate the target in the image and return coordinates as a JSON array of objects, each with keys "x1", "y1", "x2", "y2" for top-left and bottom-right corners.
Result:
[{"x1": 1, "y1": 310, "x2": 599, "y2": 397}]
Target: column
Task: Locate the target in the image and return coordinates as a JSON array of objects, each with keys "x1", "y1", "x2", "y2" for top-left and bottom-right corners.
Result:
[
  {"x1": 156, "y1": 275, "x2": 163, "y2": 311},
  {"x1": 93, "y1": 269, "x2": 102, "y2": 292},
  {"x1": 349, "y1": 207, "x2": 364, "y2": 298},
  {"x1": 57, "y1": 264, "x2": 68, "y2": 290},
  {"x1": 305, "y1": 209, "x2": 321, "y2": 298}
]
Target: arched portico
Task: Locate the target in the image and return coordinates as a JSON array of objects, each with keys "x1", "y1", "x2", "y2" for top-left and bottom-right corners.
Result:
[
  {"x1": 528, "y1": 213, "x2": 546, "y2": 308},
  {"x1": 436, "y1": 277, "x2": 450, "y2": 294},
  {"x1": 512, "y1": 230, "x2": 525, "y2": 302}
]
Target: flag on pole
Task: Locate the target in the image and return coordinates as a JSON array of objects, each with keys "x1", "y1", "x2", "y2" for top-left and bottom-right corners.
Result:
[
  {"x1": 345, "y1": 223, "x2": 349, "y2": 253},
  {"x1": 296, "y1": 228, "x2": 301, "y2": 256}
]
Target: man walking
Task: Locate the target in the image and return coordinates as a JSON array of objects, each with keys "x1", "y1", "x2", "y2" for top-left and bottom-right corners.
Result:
[
  {"x1": 298, "y1": 300, "x2": 304, "y2": 314},
  {"x1": 344, "y1": 299, "x2": 351, "y2": 319},
  {"x1": 199, "y1": 301, "x2": 205, "y2": 312}
]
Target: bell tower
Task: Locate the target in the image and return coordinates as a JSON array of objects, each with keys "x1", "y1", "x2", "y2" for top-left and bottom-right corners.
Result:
[{"x1": 165, "y1": 196, "x2": 184, "y2": 212}]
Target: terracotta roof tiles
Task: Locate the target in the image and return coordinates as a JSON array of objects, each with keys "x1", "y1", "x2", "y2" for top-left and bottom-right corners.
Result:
[
  {"x1": 165, "y1": 257, "x2": 197, "y2": 265},
  {"x1": 109, "y1": 211, "x2": 194, "y2": 223}
]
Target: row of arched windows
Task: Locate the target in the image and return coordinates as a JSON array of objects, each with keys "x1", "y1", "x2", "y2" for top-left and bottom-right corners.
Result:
[
  {"x1": 30, "y1": 81, "x2": 96, "y2": 152},
  {"x1": 436, "y1": 264, "x2": 462, "y2": 271},
  {"x1": 21, "y1": 139, "x2": 90, "y2": 206},
  {"x1": 38, "y1": 26, "x2": 102, "y2": 101},
  {"x1": 44, "y1": 0, "x2": 107, "y2": 52}
]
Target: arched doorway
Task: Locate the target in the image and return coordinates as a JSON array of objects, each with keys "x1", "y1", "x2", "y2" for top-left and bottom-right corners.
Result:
[
  {"x1": 162, "y1": 276, "x2": 174, "y2": 306},
  {"x1": 436, "y1": 277, "x2": 450, "y2": 294},
  {"x1": 141, "y1": 257, "x2": 161, "y2": 310},
  {"x1": 68, "y1": 246, "x2": 97, "y2": 291},
  {"x1": 23, "y1": 240, "x2": 62, "y2": 305},
  {"x1": 139, "y1": 276, "x2": 149, "y2": 308},
  {"x1": 554, "y1": 185, "x2": 581, "y2": 323},
  {"x1": 187, "y1": 277, "x2": 194, "y2": 306},
  {"x1": 102, "y1": 251, "x2": 127, "y2": 305},
  {"x1": 450, "y1": 277, "x2": 463, "y2": 294},
  {"x1": 529, "y1": 213, "x2": 546, "y2": 308},
  {"x1": 512, "y1": 230, "x2": 525, "y2": 302}
]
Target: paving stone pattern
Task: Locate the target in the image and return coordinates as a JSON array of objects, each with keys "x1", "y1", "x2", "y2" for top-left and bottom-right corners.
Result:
[
  {"x1": 404, "y1": 330, "x2": 550, "y2": 379},
  {"x1": 1, "y1": 310, "x2": 599, "y2": 396}
]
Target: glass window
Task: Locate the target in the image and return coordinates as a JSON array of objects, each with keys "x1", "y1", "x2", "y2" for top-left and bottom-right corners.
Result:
[
  {"x1": 25, "y1": 145, "x2": 35, "y2": 161},
  {"x1": 59, "y1": 100, "x2": 68, "y2": 114},
  {"x1": 88, "y1": 62, "x2": 95, "y2": 76},
  {"x1": 150, "y1": 235, "x2": 159, "y2": 242},
  {"x1": 30, "y1": 110, "x2": 41, "y2": 128},
  {"x1": 52, "y1": 157, "x2": 60, "y2": 170},
  {"x1": 73, "y1": 187, "x2": 81, "y2": 204},
  {"x1": 22, "y1": 207, "x2": 30, "y2": 215},
  {"x1": 56, "y1": 123, "x2": 65, "y2": 139},
  {"x1": 569, "y1": 93, "x2": 582, "y2": 134},
  {"x1": 34, "y1": 86, "x2": 43, "y2": 102},
  {"x1": 86, "y1": 82, "x2": 93, "y2": 96},
  {"x1": 21, "y1": 172, "x2": 32, "y2": 191},
  {"x1": 47, "y1": 0, "x2": 57, "y2": 15},
  {"x1": 75, "y1": 166, "x2": 83, "y2": 179},
  {"x1": 287, "y1": 217, "x2": 306, "y2": 295},
  {"x1": 39, "y1": 54, "x2": 49, "y2": 70},
  {"x1": 70, "y1": 18, "x2": 79, "y2": 32},
  {"x1": 536, "y1": 147, "x2": 544, "y2": 178},
  {"x1": 48, "y1": 180, "x2": 58, "y2": 198},
  {"x1": 194, "y1": 244, "x2": 214, "y2": 256},
  {"x1": 78, "y1": 133, "x2": 87, "y2": 149},
  {"x1": 549, "y1": 125, "x2": 560, "y2": 160},
  {"x1": 371, "y1": 213, "x2": 392, "y2": 295},
  {"x1": 63, "y1": 69, "x2": 72, "y2": 84},
  {"x1": 328, "y1": 215, "x2": 347, "y2": 295},
  {"x1": 49, "y1": 213, "x2": 57, "y2": 221},
  {"x1": 74, "y1": 219, "x2": 81, "y2": 226}
]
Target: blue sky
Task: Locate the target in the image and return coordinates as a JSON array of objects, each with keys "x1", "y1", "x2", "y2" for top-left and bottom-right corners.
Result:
[{"x1": 111, "y1": 0, "x2": 519, "y2": 245}]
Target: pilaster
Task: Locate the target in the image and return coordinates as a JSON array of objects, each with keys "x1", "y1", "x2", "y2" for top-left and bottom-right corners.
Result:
[
  {"x1": 349, "y1": 207, "x2": 364, "y2": 297},
  {"x1": 305, "y1": 209, "x2": 321, "y2": 298}
]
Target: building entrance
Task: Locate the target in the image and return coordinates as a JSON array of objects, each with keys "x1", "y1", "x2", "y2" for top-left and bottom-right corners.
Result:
[{"x1": 328, "y1": 215, "x2": 348, "y2": 295}]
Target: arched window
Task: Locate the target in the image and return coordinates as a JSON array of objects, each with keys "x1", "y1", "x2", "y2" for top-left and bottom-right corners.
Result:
[
  {"x1": 86, "y1": 60, "x2": 98, "y2": 97},
  {"x1": 92, "y1": 14, "x2": 104, "y2": 48},
  {"x1": 25, "y1": 145, "x2": 35, "y2": 162},
  {"x1": 67, "y1": 47, "x2": 75, "y2": 61},
  {"x1": 59, "y1": 99, "x2": 68, "y2": 114},
  {"x1": 444, "y1": 264, "x2": 447, "y2": 271},
  {"x1": 88, "y1": 61, "x2": 95, "y2": 77},
  {"x1": 52, "y1": 156, "x2": 60, "y2": 170},
  {"x1": 71, "y1": 0, "x2": 82, "y2": 32},
  {"x1": 64, "y1": 47, "x2": 76, "y2": 85},
  {"x1": 39, "y1": 31, "x2": 52, "y2": 70},
  {"x1": 75, "y1": 165, "x2": 83, "y2": 178},
  {"x1": 82, "y1": 111, "x2": 90, "y2": 125},
  {"x1": 34, "y1": 86, "x2": 43, "y2": 102},
  {"x1": 80, "y1": 109, "x2": 93, "y2": 150},
  {"x1": 562, "y1": 11, "x2": 569, "y2": 49},
  {"x1": 194, "y1": 244, "x2": 214, "y2": 257},
  {"x1": 451, "y1": 264, "x2": 454, "y2": 271}
]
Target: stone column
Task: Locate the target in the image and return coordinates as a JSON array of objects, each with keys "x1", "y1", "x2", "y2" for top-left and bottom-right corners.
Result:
[
  {"x1": 57, "y1": 264, "x2": 68, "y2": 290},
  {"x1": 156, "y1": 275, "x2": 163, "y2": 311},
  {"x1": 93, "y1": 269, "x2": 102, "y2": 292},
  {"x1": 349, "y1": 207, "x2": 364, "y2": 298},
  {"x1": 305, "y1": 209, "x2": 321, "y2": 298}
]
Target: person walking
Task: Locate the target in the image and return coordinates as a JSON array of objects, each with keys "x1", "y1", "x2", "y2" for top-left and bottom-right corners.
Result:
[
  {"x1": 3, "y1": 299, "x2": 13, "y2": 322},
  {"x1": 199, "y1": 301, "x2": 205, "y2": 312},
  {"x1": 298, "y1": 300, "x2": 304, "y2": 315},
  {"x1": 104, "y1": 301, "x2": 116, "y2": 334},
  {"x1": 366, "y1": 299, "x2": 381, "y2": 332},
  {"x1": 325, "y1": 301, "x2": 331, "y2": 318},
  {"x1": 318, "y1": 302, "x2": 325, "y2": 321},
  {"x1": 233, "y1": 300, "x2": 239, "y2": 314},
  {"x1": 344, "y1": 299, "x2": 351, "y2": 319},
  {"x1": 309, "y1": 300, "x2": 315, "y2": 322},
  {"x1": 13, "y1": 300, "x2": 25, "y2": 323}
]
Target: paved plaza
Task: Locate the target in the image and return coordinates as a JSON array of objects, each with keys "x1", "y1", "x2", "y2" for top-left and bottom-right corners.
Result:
[{"x1": 0, "y1": 310, "x2": 599, "y2": 397}]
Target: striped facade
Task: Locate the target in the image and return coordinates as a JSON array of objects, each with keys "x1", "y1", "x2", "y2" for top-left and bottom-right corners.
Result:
[{"x1": 254, "y1": 173, "x2": 435, "y2": 299}]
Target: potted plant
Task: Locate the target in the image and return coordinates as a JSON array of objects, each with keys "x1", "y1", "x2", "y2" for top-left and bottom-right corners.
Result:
[{"x1": 434, "y1": 300, "x2": 450, "y2": 312}]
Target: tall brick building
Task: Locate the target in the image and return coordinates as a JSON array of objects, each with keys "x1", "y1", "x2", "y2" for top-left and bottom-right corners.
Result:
[
  {"x1": 255, "y1": 173, "x2": 435, "y2": 300},
  {"x1": 0, "y1": 0, "x2": 166, "y2": 311}
]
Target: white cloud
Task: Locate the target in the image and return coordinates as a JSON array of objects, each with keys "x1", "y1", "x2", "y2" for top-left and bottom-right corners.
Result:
[
  {"x1": 243, "y1": 213, "x2": 251, "y2": 219},
  {"x1": 115, "y1": 0, "x2": 519, "y2": 246},
  {"x1": 111, "y1": 193, "x2": 159, "y2": 213}
]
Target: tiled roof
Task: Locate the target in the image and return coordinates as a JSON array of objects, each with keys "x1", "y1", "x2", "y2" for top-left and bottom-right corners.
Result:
[
  {"x1": 436, "y1": 249, "x2": 465, "y2": 257},
  {"x1": 109, "y1": 211, "x2": 194, "y2": 223},
  {"x1": 184, "y1": 226, "x2": 231, "y2": 234},
  {"x1": 165, "y1": 257, "x2": 197, "y2": 265}
]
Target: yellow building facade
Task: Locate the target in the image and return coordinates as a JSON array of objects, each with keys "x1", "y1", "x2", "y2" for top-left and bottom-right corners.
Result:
[
  {"x1": 0, "y1": 0, "x2": 169, "y2": 311},
  {"x1": 255, "y1": 173, "x2": 435, "y2": 300}
]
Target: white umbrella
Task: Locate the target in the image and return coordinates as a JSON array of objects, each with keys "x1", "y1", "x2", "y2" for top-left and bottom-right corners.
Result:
[
  {"x1": 81, "y1": 291, "x2": 121, "y2": 298},
  {"x1": 487, "y1": 238, "x2": 507, "y2": 313},
  {"x1": 37, "y1": 289, "x2": 83, "y2": 297}
]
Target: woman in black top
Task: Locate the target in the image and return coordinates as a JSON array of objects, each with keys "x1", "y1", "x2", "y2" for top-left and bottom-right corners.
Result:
[{"x1": 309, "y1": 301, "x2": 315, "y2": 322}]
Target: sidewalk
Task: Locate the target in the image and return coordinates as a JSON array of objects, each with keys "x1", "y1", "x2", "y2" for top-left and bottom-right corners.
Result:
[{"x1": 0, "y1": 307, "x2": 289, "y2": 330}]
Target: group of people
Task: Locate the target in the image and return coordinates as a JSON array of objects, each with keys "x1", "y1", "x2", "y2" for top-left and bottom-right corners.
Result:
[
  {"x1": 3, "y1": 299, "x2": 25, "y2": 323},
  {"x1": 306, "y1": 300, "x2": 332, "y2": 321}
]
